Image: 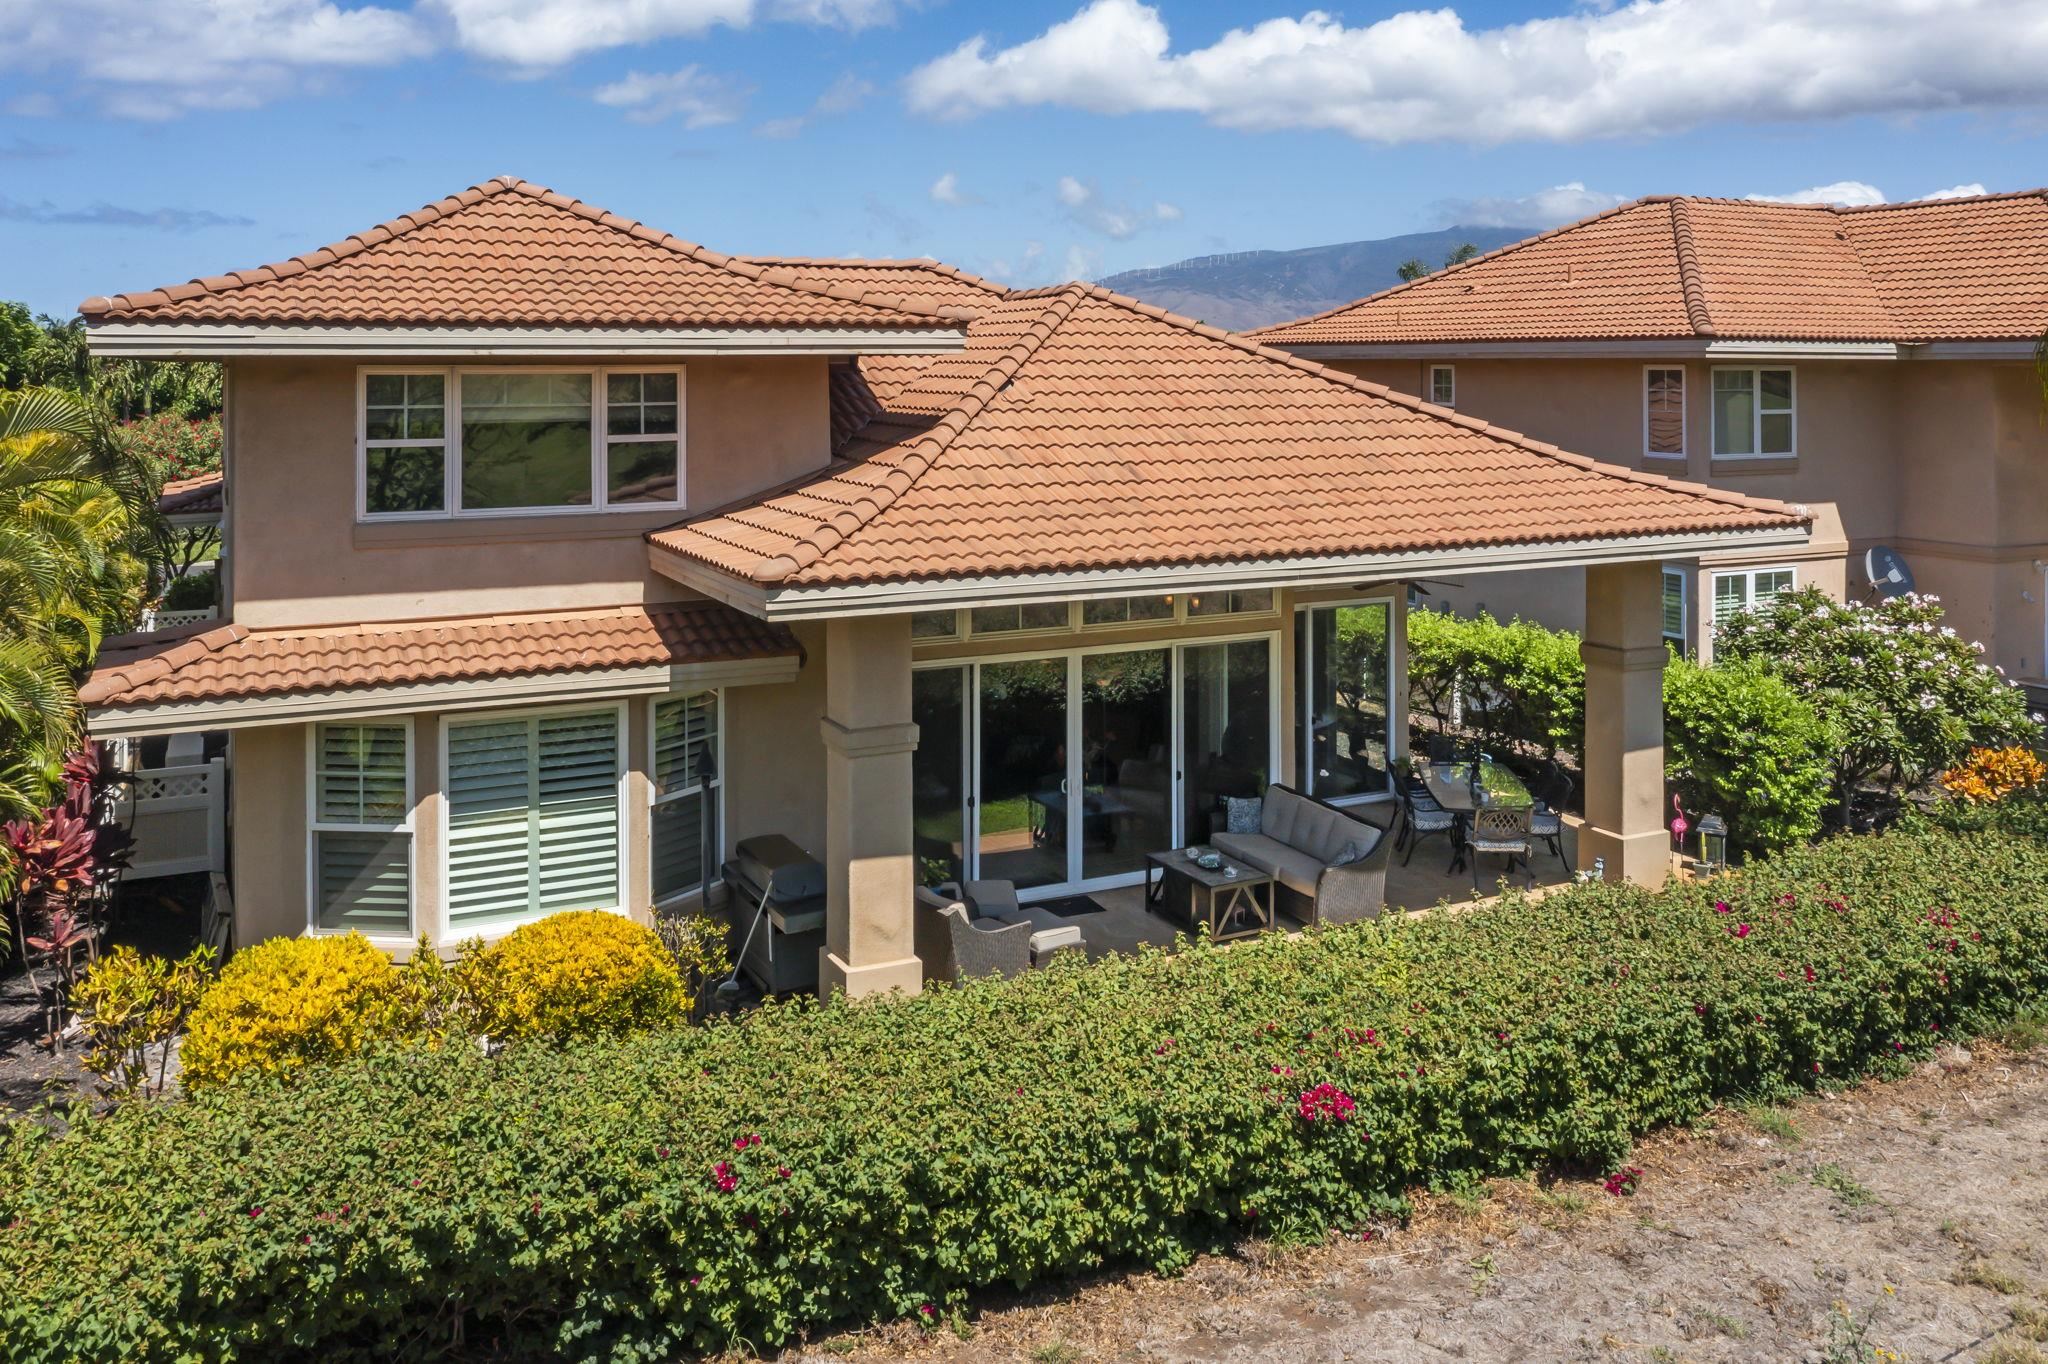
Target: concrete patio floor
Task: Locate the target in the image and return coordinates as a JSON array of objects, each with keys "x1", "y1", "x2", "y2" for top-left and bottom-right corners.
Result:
[{"x1": 1042, "y1": 816, "x2": 1584, "y2": 961}]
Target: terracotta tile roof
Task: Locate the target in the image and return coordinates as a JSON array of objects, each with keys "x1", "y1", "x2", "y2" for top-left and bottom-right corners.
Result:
[
  {"x1": 651, "y1": 283, "x2": 1807, "y2": 590},
  {"x1": 1251, "y1": 189, "x2": 2048, "y2": 346},
  {"x1": 79, "y1": 178, "x2": 975, "y2": 333},
  {"x1": 739, "y1": 256, "x2": 1010, "y2": 311},
  {"x1": 80, "y1": 602, "x2": 799, "y2": 711},
  {"x1": 157, "y1": 471, "x2": 222, "y2": 517}
]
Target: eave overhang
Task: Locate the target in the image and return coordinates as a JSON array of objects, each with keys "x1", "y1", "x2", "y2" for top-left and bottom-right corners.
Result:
[{"x1": 84, "y1": 321, "x2": 970, "y2": 360}]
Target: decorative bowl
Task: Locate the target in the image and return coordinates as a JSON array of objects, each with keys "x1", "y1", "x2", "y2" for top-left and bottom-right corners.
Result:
[{"x1": 1196, "y1": 852, "x2": 1223, "y2": 870}]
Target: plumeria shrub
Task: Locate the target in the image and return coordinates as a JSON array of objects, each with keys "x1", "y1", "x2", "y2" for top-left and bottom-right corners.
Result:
[
  {"x1": 5, "y1": 828, "x2": 2048, "y2": 1362},
  {"x1": 179, "y1": 934, "x2": 421, "y2": 1089},
  {"x1": 454, "y1": 910, "x2": 687, "y2": 1041},
  {"x1": 1715, "y1": 588, "x2": 2037, "y2": 822}
]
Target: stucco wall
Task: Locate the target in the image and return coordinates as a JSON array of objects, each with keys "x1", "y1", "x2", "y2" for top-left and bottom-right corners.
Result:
[
  {"x1": 229, "y1": 723, "x2": 308, "y2": 946},
  {"x1": 225, "y1": 355, "x2": 831, "y2": 629}
]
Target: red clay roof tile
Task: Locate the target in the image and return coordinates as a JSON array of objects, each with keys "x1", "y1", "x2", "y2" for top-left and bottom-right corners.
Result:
[
  {"x1": 81, "y1": 602, "x2": 799, "y2": 711},
  {"x1": 1251, "y1": 189, "x2": 2048, "y2": 346},
  {"x1": 80, "y1": 179, "x2": 975, "y2": 333}
]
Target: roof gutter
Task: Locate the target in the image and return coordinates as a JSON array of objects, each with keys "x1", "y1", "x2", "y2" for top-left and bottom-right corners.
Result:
[
  {"x1": 652, "y1": 523, "x2": 1813, "y2": 623},
  {"x1": 84, "y1": 322, "x2": 970, "y2": 360}
]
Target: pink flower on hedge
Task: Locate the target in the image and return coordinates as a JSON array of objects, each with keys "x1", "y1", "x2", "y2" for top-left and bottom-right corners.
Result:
[
  {"x1": 1297, "y1": 1082, "x2": 1357, "y2": 1124},
  {"x1": 712, "y1": 1162, "x2": 738, "y2": 1193},
  {"x1": 249, "y1": 1207, "x2": 263, "y2": 1218},
  {"x1": 1714, "y1": 900, "x2": 1733, "y2": 915},
  {"x1": 1731, "y1": 923, "x2": 1753, "y2": 939}
]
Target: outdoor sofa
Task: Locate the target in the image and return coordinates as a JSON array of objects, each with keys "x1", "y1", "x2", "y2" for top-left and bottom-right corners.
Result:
[{"x1": 1209, "y1": 783, "x2": 1394, "y2": 925}]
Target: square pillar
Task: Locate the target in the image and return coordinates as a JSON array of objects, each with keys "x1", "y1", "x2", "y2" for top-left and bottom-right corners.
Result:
[
  {"x1": 1579, "y1": 562, "x2": 1670, "y2": 887},
  {"x1": 818, "y1": 614, "x2": 924, "y2": 1000}
]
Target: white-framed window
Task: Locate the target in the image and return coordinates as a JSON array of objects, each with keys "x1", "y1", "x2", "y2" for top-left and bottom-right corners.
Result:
[
  {"x1": 1645, "y1": 366, "x2": 1685, "y2": 458},
  {"x1": 651, "y1": 691, "x2": 721, "y2": 905},
  {"x1": 1712, "y1": 566, "x2": 1796, "y2": 627},
  {"x1": 443, "y1": 704, "x2": 625, "y2": 931},
  {"x1": 308, "y1": 721, "x2": 413, "y2": 936},
  {"x1": 1080, "y1": 596, "x2": 1175, "y2": 628},
  {"x1": 1661, "y1": 567, "x2": 1688, "y2": 648},
  {"x1": 358, "y1": 367, "x2": 685, "y2": 520},
  {"x1": 911, "y1": 609, "x2": 961, "y2": 640},
  {"x1": 1710, "y1": 367, "x2": 1794, "y2": 459},
  {"x1": 1188, "y1": 588, "x2": 1275, "y2": 618},
  {"x1": 969, "y1": 602, "x2": 1073, "y2": 635},
  {"x1": 1429, "y1": 364, "x2": 1455, "y2": 407}
]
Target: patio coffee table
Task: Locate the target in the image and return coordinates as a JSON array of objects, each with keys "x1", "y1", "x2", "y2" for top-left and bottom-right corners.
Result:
[{"x1": 1143, "y1": 849, "x2": 1275, "y2": 942}]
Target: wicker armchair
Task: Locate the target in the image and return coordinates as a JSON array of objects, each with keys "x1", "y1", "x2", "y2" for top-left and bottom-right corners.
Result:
[{"x1": 913, "y1": 885, "x2": 1032, "y2": 981}]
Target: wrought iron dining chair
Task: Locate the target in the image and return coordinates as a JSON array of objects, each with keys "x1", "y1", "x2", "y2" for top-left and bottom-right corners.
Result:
[
  {"x1": 1529, "y1": 763, "x2": 1573, "y2": 871},
  {"x1": 1398, "y1": 772, "x2": 1460, "y2": 868},
  {"x1": 1465, "y1": 803, "x2": 1536, "y2": 892}
]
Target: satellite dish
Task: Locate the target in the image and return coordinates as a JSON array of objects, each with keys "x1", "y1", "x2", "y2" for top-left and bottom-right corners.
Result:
[{"x1": 1865, "y1": 546, "x2": 1916, "y2": 599}]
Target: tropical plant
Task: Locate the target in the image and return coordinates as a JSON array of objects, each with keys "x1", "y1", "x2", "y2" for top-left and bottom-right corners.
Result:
[
  {"x1": 72, "y1": 943, "x2": 216, "y2": 1097},
  {"x1": 179, "y1": 934, "x2": 424, "y2": 1089},
  {"x1": 653, "y1": 907, "x2": 735, "y2": 1020},
  {"x1": 1663, "y1": 657, "x2": 1831, "y2": 854},
  {"x1": 120, "y1": 411, "x2": 222, "y2": 483},
  {"x1": 1939, "y1": 746, "x2": 2047, "y2": 805},
  {"x1": 0, "y1": 387, "x2": 162, "y2": 819},
  {"x1": 455, "y1": 910, "x2": 688, "y2": 1041},
  {"x1": 1715, "y1": 588, "x2": 2037, "y2": 823}
]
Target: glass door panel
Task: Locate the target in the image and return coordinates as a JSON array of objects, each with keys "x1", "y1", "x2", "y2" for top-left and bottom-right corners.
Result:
[
  {"x1": 1079, "y1": 649, "x2": 1172, "y2": 882},
  {"x1": 976, "y1": 658, "x2": 1068, "y2": 890},
  {"x1": 1301, "y1": 603, "x2": 1393, "y2": 800},
  {"x1": 1183, "y1": 639, "x2": 1273, "y2": 844},
  {"x1": 911, "y1": 667, "x2": 968, "y2": 888}
]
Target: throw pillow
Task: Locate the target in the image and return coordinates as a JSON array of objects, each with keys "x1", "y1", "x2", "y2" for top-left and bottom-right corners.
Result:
[
  {"x1": 1331, "y1": 830, "x2": 1381, "y2": 866},
  {"x1": 1224, "y1": 796, "x2": 1263, "y2": 834}
]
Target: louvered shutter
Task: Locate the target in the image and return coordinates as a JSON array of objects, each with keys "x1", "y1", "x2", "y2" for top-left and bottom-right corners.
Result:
[
  {"x1": 312, "y1": 723, "x2": 412, "y2": 933},
  {"x1": 652, "y1": 693, "x2": 718, "y2": 901},
  {"x1": 445, "y1": 709, "x2": 622, "y2": 928}
]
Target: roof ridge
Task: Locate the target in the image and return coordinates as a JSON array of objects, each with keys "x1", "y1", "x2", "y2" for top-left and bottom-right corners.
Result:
[
  {"x1": 1668, "y1": 199, "x2": 1717, "y2": 338},
  {"x1": 739, "y1": 255, "x2": 1013, "y2": 296},
  {"x1": 79, "y1": 622, "x2": 247, "y2": 705},
  {"x1": 735, "y1": 285, "x2": 1089, "y2": 582},
  {"x1": 1067, "y1": 282, "x2": 1807, "y2": 526},
  {"x1": 82, "y1": 177, "x2": 976, "y2": 326},
  {"x1": 1247, "y1": 197, "x2": 1669, "y2": 341}
]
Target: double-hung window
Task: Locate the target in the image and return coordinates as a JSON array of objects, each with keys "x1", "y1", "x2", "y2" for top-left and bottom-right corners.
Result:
[
  {"x1": 309, "y1": 723, "x2": 412, "y2": 935},
  {"x1": 651, "y1": 692, "x2": 721, "y2": 904},
  {"x1": 444, "y1": 706, "x2": 623, "y2": 930},
  {"x1": 1710, "y1": 367, "x2": 1794, "y2": 459},
  {"x1": 360, "y1": 368, "x2": 685, "y2": 518},
  {"x1": 1645, "y1": 367, "x2": 1685, "y2": 458},
  {"x1": 1712, "y1": 566, "x2": 1796, "y2": 627}
]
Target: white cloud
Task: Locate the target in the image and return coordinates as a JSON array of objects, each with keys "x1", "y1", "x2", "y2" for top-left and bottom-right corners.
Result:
[
  {"x1": 593, "y1": 66, "x2": 749, "y2": 127},
  {"x1": 753, "y1": 117, "x2": 805, "y2": 139},
  {"x1": 1433, "y1": 181, "x2": 1630, "y2": 228},
  {"x1": 1921, "y1": 182, "x2": 1989, "y2": 200},
  {"x1": 905, "y1": 0, "x2": 2048, "y2": 145},
  {"x1": 429, "y1": 0, "x2": 890, "y2": 68},
  {"x1": 1062, "y1": 243, "x2": 1102, "y2": 282},
  {"x1": 0, "y1": 0, "x2": 425, "y2": 118},
  {"x1": 1056, "y1": 176, "x2": 1180, "y2": 239},
  {"x1": 750, "y1": 69, "x2": 872, "y2": 138},
  {"x1": 929, "y1": 171, "x2": 975, "y2": 206},
  {"x1": 1747, "y1": 180, "x2": 1887, "y2": 206}
]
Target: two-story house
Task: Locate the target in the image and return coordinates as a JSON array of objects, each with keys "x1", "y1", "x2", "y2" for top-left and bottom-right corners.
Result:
[
  {"x1": 78, "y1": 178, "x2": 1807, "y2": 994},
  {"x1": 1253, "y1": 191, "x2": 2048, "y2": 678}
]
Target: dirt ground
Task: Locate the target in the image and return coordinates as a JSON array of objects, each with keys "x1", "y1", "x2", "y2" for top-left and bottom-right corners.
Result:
[{"x1": 776, "y1": 1041, "x2": 2048, "y2": 1364}]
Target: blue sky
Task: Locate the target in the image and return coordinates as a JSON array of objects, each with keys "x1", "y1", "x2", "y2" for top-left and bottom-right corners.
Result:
[{"x1": 4, "y1": 0, "x2": 2046, "y2": 318}]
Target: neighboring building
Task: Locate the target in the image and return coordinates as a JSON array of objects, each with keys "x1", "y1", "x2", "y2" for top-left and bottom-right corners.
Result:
[
  {"x1": 1252, "y1": 192, "x2": 2048, "y2": 677},
  {"x1": 79, "y1": 178, "x2": 1807, "y2": 994}
]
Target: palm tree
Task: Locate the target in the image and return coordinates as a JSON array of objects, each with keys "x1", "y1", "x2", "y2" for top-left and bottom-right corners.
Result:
[{"x1": 0, "y1": 387, "x2": 162, "y2": 818}]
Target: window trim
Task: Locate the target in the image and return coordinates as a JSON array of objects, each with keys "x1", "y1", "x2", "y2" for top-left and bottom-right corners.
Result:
[
  {"x1": 1643, "y1": 365, "x2": 1687, "y2": 460},
  {"x1": 1711, "y1": 564, "x2": 1798, "y2": 628},
  {"x1": 305, "y1": 718, "x2": 415, "y2": 941},
  {"x1": 356, "y1": 366, "x2": 687, "y2": 522},
  {"x1": 649, "y1": 689, "x2": 725, "y2": 909},
  {"x1": 1428, "y1": 364, "x2": 1455, "y2": 408},
  {"x1": 1660, "y1": 565, "x2": 1689, "y2": 648},
  {"x1": 1292, "y1": 594, "x2": 1401, "y2": 807},
  {"x1": 1708, "y1": 365, "x2": 1795, "y2": 461},
  {"x1": 438, "y1": 700, "x2": 632, "y2": 934}
]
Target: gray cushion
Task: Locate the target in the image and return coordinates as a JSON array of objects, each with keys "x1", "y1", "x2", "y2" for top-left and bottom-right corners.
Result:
[
  {"x1": 1259, "y1": 788, "x2": 1300, "y2": 845},
  {"x1": 1211, "y1": 830, "x2": 1287, "y2": 873},
  {"x1": 916, "y1": 885, "x2": 967, "y2": 914},
  {"x1": 1225, "y1": 796, "x2": 1263, "y2": 834},
  {"x1": 1265, "y1": 845, "x2": 1329, "y2": 897},
  {"x1": 1293, "y1": 806, "x2": 1351, "y2": 862},
  {"x1": 986, "y1": 907, "x2": 1033, "y2": 928},
  {"x1": 1331, "y1": 827, "x2": 1382, "y2": 866},
  {"x1": 962, "y1": 879, "x2": 1021, "y2": 915}
]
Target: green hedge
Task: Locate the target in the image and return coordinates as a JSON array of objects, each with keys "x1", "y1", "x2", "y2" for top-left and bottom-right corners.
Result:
[{"x1": 7, "y1": 829, "x2": 2048, "y2": 1362}]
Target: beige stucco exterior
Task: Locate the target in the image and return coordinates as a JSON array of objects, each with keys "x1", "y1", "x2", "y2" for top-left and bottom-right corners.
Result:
[
  {"x1": 1329, "y1": 354, "x2": 2045, "y2": 678},
  {"x1": 224, "y1": 355, "x2": 831, "y2": 629}
]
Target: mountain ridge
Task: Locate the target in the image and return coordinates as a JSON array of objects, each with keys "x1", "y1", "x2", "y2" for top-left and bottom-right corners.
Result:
[{"x1": 1096, "y1": 225, "x2": 1536, "y2": 332}]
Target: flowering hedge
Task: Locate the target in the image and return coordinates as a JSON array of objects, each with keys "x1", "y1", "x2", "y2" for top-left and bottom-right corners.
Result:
[{"x1": 5, "y1": 827, "x2": 2048, "y2": 1362}]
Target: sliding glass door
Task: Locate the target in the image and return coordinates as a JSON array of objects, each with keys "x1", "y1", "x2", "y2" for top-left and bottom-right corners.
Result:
[
  {"x1": 911, "y1": 635, "x2": 1276, "y2": 897},
  {"x1": 1297, "y1": 601, "x2": 1395, "y2": 802}
]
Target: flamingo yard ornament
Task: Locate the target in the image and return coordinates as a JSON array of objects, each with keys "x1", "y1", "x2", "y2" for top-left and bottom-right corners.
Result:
[{"x1": 1669, "y1": 795, "x2": 1689, "y2": 851}]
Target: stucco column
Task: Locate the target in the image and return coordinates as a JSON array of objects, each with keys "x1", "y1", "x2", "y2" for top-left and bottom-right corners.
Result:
[
  {"x1": 817, "y1": 614, "x2": 924, "y2": 1000},
  {"x1": 1579, "y1": 562, "x2": 1670, "y2": 887}
]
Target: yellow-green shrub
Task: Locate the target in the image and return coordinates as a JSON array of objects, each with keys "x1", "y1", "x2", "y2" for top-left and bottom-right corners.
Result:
[
  {"x1": 457, "y1": 911, "x2": 685, "y2": 1041},
  {"x1": 180, "y1": 933, "x2": 416, "y2": 1089}
]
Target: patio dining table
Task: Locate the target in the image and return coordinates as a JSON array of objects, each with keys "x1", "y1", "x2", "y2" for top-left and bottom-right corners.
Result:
[{"x1": 1420, "y1": 760, "x2": 1534, "y2": 873}]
